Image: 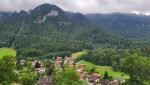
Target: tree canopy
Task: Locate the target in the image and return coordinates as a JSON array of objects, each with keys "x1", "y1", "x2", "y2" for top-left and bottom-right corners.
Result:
[
  {"x1": 122, "y1": 54, "x2": 150, "y2": 85},
  {"x1": 53, "y1": 65, "x2": 84, "y2": 85},
  {"x1": 0, "y1": 56, "x2": 17, "y2": 85}
]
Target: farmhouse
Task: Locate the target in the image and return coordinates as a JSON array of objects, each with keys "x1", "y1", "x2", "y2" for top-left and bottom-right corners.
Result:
[
  {"x1": 113, "y1": 77, "x2": 125, "y2": 83},
  {"x1": 37, "y1": 76, "x2": 52, "y2": 85},
  {"x1": 79, "y1": 64, "x2": 86, "y2": 69},
  {"x1": 32, "y1": 60, "x2": 45, "y2": 73},
  {"x1": 88, "y1": 73, "x2": 101, "y2": 83},
  {"x1": 55, "y1": 56, "x2": 63, "y2": 69},
  {"x1": 76, "y1": 64, "x2": 88, "y2": 79},
  {"x1": 64, "y1": 57, "x2": 75, "y2": 66},
  {"x1": 55, "y1": 56, "x2": 62, "y2": 64}
]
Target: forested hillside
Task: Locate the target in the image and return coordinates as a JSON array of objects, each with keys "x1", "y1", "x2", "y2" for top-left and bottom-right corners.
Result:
[
  {"x1": 0, "y1": 4, "x2": 117, "y2": 57},
  {"x1": 87, "y1": 13, "x2": 150, "y2": 39},
  {"x1": 1, "y1": 4, "x2": 150, "y2": 58}
]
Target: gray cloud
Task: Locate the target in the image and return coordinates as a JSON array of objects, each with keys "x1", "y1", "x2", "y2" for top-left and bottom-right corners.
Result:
[{"x1": 0, "y1": 0, "x2": 149, "y2": 14}]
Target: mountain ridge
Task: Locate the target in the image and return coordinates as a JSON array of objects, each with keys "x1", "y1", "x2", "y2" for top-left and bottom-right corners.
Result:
[
  {"x1": 0, "y1": 3, "x2": 116, "y2": 54},
  {"x1": 86, "y1": 13, "x2": 150, "y2": 39}
]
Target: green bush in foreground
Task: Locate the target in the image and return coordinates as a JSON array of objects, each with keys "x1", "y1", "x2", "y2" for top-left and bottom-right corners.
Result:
[
  {"x1": 0, "y1": 56, "x2": 18, "y2": 85},
  {"x1": 53, "y1": 65, "x2": 84, "y2": 85}
]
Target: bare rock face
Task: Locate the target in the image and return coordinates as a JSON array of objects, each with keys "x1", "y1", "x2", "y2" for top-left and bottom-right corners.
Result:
[
  {"x1": 35, "y1": 16, "x2": 46, "y2": 24},
  {"x1": 34, "y1": 10, "x2": 59, "y2": 24},
  {"x1": 33, "y1": 4, "x2": 66, "y2": 24},
  {"x1": 47, "y1": 10, "x2": 59, "y2": 17}
]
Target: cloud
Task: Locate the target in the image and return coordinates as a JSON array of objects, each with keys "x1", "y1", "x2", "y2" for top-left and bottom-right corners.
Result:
[{"x1": 0, "y1": 0, "x2": 149, "y2": 14}]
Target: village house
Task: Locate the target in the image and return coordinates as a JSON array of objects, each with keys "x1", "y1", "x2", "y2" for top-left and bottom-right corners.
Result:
[
  {"x1": 35, "y1": 68, "x2": 45, "y2": 73},
  {"x1": 113, "y1": 77, "x2": 125, "y2": 84},
  {"x1": 32, "y1": 60, "x2": 39, "y2": 66},
  {"x1": 64, "y1": 57, "x2": 75, "y2": 66},
  {"x1": 76, "y1": 64, "x2": 88, "y2": 79},
  {"x1": 32, "y1": 60, "x2": 46, "y2": 73},
  {"x1": 55, "y1": 56, "x2": 63, "y2": 69},
  {"x1": 79, "y1": 64, "x2": 86, "y2": 69},
  {"x1": 100, "y1": 80, "x2": 119, "y2": 85},
  {"x1": 100, "y1": 80, "x2": 110, "y2": 85},
  {"x1": 108, "y1": 80, "x2": 119, "y2": 85},
  {"x1": 37, "y1": 76, "x2": 52, "y2": 85},
  {"x1": 88, "y1": 73, "x2": 101, "y2": 83},
  {"x1": 76, "y1": 68, "x2": 88, "y2": 79}
]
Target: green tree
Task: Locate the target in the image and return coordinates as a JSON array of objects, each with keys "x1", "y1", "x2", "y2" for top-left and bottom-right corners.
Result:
[
  {"x1": 53, "y1": 65, "x2": 84, "y2": 85},
  {"x1": 103, "y1": 71, "x2": 109, "y2": 80},
  {"x1": 44, "y1": 60, "x2": 54, "y2": 68},
  {"x1": 21, "y1": 73, "x2": 37, "y2": 85},
  {"x1": 0, "y1": 56, "x2": 18, "y2": 84},
  {"x1": 46, "y1": 64, "x2": 55, "y2": 76},
  {"x1": 122, "y1": 54, "x2": 150, "y2": 85},
  {"x1": 89, "y1": 67, "x2": 96, "y2": 74}
]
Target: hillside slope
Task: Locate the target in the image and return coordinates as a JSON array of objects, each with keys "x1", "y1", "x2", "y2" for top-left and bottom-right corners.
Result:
[
  {"x1": 87, "y1": 13, "x2": 150, "y2": 39},
  {"x1": 0, "y1": 4, "x2": 114, "y2": 53}
]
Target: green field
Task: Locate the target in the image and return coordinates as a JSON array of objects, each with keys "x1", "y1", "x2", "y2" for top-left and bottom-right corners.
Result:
[
  {"x1": 0, "y1": 48, "x2": 16, "y2": 58},
  {"x1": 77, "y1": 60, "x2": 129, "y2": 79},
  {"x1": 72, "y1": 50, "x2": 89, "y2": 59}
]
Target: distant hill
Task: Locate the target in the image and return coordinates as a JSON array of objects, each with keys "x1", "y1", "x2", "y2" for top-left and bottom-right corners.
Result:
[{"x1": 86, "y1": 13, "x2": 150, "y2": 39}]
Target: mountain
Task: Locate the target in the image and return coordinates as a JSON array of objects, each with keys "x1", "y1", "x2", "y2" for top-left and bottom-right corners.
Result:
[
  {"x1": 86, "y1": 13, "x2": 150, "y2": 39},
  {"x1": 0, "y1": 3, "x2": 116, "y2": 55},
  {"x1": 0, "y1": 12, "x2": 12, "y2": 19},
  {"x1": 65, "y1": 11, "x2": 90, "y2": 24}
]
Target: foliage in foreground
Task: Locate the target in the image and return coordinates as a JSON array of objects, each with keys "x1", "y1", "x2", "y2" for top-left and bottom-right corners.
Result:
[
  {"x1": 122, "y1": 54, "x2": 150, "y2": 85},
  {"x1": 53, "y1": 65, "x2": 84, "y2": 85},
  {"x1": 20, "y1": 73, "x2": 37, "y2": 85},
  {"x1": 0, "y1": 56, "x2": 18, "y2": 85}
]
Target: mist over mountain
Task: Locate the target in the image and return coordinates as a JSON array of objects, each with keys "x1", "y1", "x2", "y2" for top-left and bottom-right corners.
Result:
[{"x1": 86, "y1": 13, "x2": 150, "y2": 39}]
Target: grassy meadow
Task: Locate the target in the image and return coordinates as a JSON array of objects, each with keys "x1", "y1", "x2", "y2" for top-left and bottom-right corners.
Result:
[
  {"x1": 77, "y1": 60, "x2": 129, "y2": 79},
  {"x1": 72, "y1": 50, "x2": 89, "y2": 59},
  {"x1": 0, "y1": 48, "x2": 16, "y2": 59}
]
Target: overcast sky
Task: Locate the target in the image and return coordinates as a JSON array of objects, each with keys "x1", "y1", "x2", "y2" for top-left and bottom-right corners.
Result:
[{"x1": 0, "y1": 0, "x2": 150, "y2": 14}]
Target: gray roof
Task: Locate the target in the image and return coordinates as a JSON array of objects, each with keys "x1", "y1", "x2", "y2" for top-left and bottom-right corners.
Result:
[{"x1": 37, "y1": 76, "x2": 52, "y2": 85}]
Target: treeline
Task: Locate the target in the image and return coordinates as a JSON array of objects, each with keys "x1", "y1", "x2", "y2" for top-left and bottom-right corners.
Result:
[
  {"x1": 77, "y1": 48, "x2": 150, "y2": 69},
  {"x1": 17, "y1": 48, "x2": 72, "y2": 59},
  {"x1": 77, "y1": 48, "x2": 128, "y2": 67}
]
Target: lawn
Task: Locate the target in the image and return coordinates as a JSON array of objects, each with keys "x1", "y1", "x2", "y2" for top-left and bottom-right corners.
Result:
[
  {"x1": 77, "y1": 60, "x2": 129, "y2": 79},
  {"x1": 0, "y1": 48, "x2": 16, "y2": 59},
  {"x1": 72, "y1": 50, "x2": 89, "y2": 59}
]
